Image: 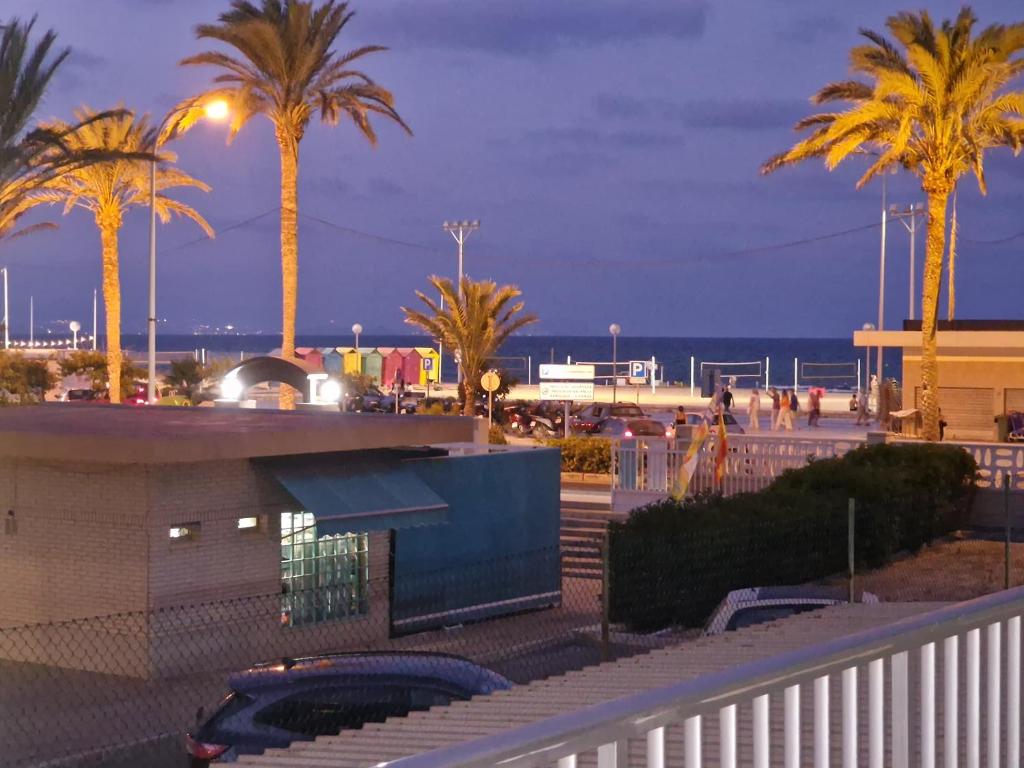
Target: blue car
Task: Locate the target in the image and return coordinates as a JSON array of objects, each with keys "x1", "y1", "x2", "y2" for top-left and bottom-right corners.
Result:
[{"x1": 186, "y1": 652, "x2": 512, "y2": 765}]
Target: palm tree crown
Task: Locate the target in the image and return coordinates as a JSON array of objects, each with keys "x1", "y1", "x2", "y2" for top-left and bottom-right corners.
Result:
[
  {"x1": 403, "y1": 277, "x2": 538, "y2": 416},
  {"x1": 35, "y1": 108, "x2": 212, "y2": 403},
  {"x1": 762, "y1": 8, "x2": 1024, "y2": 440},
  {"x1": 174, "y1": 0, "x2": 410, "y2": 408}
]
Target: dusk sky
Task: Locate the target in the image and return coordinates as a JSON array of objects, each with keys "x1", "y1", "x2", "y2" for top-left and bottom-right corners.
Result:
[{"x1": 4, "y1": 0, "x2": 1024, "y2": 338}]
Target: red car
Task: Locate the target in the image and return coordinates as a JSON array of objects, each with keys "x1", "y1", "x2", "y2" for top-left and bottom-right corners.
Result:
[{"x1": 123, "y1": 384, "x2": 149, "y2": 406}]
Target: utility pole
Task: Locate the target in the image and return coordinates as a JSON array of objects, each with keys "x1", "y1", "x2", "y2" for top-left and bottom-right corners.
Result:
[
  {"x1": 877, "y1": 173, "x2": 888, "y2": 393},
  {"x1": 29, "y1": 296, "x2": 33, "y2": 346},
  {"x1": 889, "y1": 203, "x2": 925, "y2": 321},
  {"x1": 2, "y1": 267, "x2": 8, "y2": 350},
  {"x1": 442, "y1": 219, "x2": 480, "y2": 385},
  {"x1": 92, "y1": 288, "x2": 98, "y2": 350}
]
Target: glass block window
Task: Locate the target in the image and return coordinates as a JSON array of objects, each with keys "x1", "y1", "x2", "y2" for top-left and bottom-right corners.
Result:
[{"x1": 280, "y1": 512, "x2": 369, "y2": 627}]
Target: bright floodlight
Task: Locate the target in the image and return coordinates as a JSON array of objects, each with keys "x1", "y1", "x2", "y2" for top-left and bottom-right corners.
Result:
[
  {"x1": 204, "y1": 99, "x2": 230, "y2": 121},
  {"x1": 69, "y1": 321, "x2": 81, "y2": 333},
  {"x1": 221, "y1": 375, "x2": 243, "y2": 400},
  {"x1": 352, "y1": 323, "x2": 363, "y2": 335},
  {"x1": 862, "y1": 322, "x2": 876, "y2": 331},
  {"x1": 609, "y1": 323, "x2": 621, "y2": 336},
  {"x1": 320, "y1": 379, "x2": 342, "y2": 403}
]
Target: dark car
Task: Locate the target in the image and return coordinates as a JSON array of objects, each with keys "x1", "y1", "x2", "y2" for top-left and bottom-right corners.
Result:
[
  {"x1": 61, "y1": 388, "x2": 109, "y2": 403},
  {"x1": 186, "y1": 652, "x2": 512, "y2": 765},
  {"x1": 345, "y1": 387, "x2": 386, "y2": 412},
  {"x1": 597, "y1": 417, "x2": 671, "y2": 439},
  {"x1": 702, "y1": 586, "x2": 880, "y2": 636},
  {"x1": 571, "y1": 403, "x2": 647, "y2": 434}
]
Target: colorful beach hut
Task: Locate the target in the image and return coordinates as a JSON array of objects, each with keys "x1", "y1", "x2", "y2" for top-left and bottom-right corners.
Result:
[
  {"x1": 415, "y1": 347, "x2": 441, "y2": 385},
  {"x1": 294, "y1": 347, "x2": 324, "y2": 371},
  {"x1": 382, "y1": 348, "x2": 405, "y2": 388},
  {"x1": 361, "y1": 348, "x2": 384, "y2": 385},
  {"x1": 339, "y1": 347, "x2": 361, "y2": 376},
  {"x1": 400, "y1": 349, "x2": 422, "y2": 387},
  {"x1": 320, "y1": 347, "x2": 343, "y2": 375}
]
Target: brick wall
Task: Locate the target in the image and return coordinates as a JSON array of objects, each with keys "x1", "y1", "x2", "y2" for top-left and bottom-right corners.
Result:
[{"x1": 0, "y1": 457, "x2": 149, "y2": 627}]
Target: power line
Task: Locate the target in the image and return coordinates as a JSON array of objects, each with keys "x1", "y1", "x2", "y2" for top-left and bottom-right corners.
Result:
[
  {"x1": 299, "y1": 212, "x2": 444, "y2": 254},
  {"x1": 960, "y1": 230, "x2": 1024, "y2": 247},
  {"x1": 166, "y1": 208, "x2": 280, "y2": 253}
]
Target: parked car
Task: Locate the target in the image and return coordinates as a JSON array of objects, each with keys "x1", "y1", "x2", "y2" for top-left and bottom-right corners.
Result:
[
  {"x1": 60, "y1": 388, "x2": 108, "y2": 403},
  {"x1": 122, "y1": 384, "x2": 149, "y2": 406},
  {"x1": 345, "y1": 387, "x2": 386, "y2": 412},
  {"x1": 703, "y1": 586, "x2": 880, "y2": 636},
  {"x1": 570, "y1": 403, "x2": 646, "y2": 434},
  {"x1": 597, "y1": 417, "x2": 671, "y2": 439},
  {"x1": 186, "y1": 652, "x2": 512, "y2": 765}
]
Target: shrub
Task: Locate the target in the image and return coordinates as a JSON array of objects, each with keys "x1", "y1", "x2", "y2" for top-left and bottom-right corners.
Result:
[
  {"x1": 547, "y1": 436, "x2": 611, "y2": 474},
  {"x1": 609, "y1": 443, "x2": 976, "y2": 631},
  {"x1": 488, "y1": 424, "x2": 507, "y2": 445}
]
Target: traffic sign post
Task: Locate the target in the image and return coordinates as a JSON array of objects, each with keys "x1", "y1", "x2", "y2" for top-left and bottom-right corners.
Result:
[
  {"x1": 480, "y1": 370, "x2": 501, "y2": 429},
  {"x1": 423, "y1": 357, "x2": 434, "y2": 397},
  {"x1": 628, "y1": 360, "x2": 648, "y2": 385},
  {"x1": 539, "y1": 363, "x2": 595, "y2": 437}
]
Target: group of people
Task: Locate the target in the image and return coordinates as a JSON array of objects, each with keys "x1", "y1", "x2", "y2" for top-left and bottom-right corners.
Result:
[{"x1": 712, "y1": 384, "x2": 824, "y2": 431}]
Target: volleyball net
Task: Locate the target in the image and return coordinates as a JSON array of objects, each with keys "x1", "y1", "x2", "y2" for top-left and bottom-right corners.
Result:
[
  {"x1": 699, "y1": 360, "x2": 763, "y2": 384},
  {"x1": 799, "y1": 361, "x2": 859, "y2": 389}
]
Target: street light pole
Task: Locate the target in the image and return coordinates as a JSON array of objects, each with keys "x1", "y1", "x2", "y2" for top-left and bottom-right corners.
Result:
[
  {"x1": 889, "y1": 203, "x2": 924, "y2": 321},
  {"x1": 147, "y1": 99, "x2": 229, "y2": 403},
  {"x1": 877, "y1": 173, "x2": 888, "y2": 392},
  {"x1": 442, "y1": 219, "x2": 480, "y2": 385},
  {"x1": 92, "y1": 288, "x2": 97, "y2": 350},
  {"x1": 351, "y1": 323, "x2": 362, "y2": 373},
  {"x1": 2, "y1": 267, "x2": 8, "y2": 350},
  {"x1": 609, "y1": 323, "x2": 621, "y2": 403}
]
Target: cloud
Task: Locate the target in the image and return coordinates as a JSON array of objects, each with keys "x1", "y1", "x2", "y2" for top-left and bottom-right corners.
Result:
[
  {"x1": 593, "y1": 94, "x2": 807, "y2": 131},
  {"x1": 510, "y1": 125, "x2": 684, "y2": 154},
  {"x1": 366, "y1": 177, "x2": 407, "y2": 197},
  {"x1": 777, "y1": 15, "x2": 844, "y2": 44},
  {"x1": 366, "y1": 0, "x2": 707, "y2": 55}
]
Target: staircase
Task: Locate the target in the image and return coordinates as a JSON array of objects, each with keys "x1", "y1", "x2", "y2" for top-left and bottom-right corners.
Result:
[{"x1": 559, "y1": 487, "x2": 620, "y2": 579}]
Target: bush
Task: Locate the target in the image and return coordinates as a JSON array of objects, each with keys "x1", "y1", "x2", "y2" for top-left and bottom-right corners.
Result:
[
  {"x1": 547, "y1": 436, "x2": 611, "y2": 474},
  {"x1": 488, "y1": 424, "x2": 507, "y2": 445},
  {"x1": 609, "y1": 443, "x2": 976, "y2": 632}
]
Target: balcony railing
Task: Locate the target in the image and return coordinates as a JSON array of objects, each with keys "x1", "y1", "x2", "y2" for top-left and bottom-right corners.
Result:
[{"x1": 382, "y1": 586, "x2": 1024, "y2": 768}]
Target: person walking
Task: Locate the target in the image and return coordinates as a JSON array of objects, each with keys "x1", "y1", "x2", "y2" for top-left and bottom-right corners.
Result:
[
  {"x1": 775, "y1": 388, "x2": 793, "y2": 431},
  {"x1": 808, "y1": 387, "x2": 821, "y2": 427},
  {"x1": 855, "y1": 388, "x2": 869, "y2": 425},
  {"x1": 748, "y1": 387, "x2": 761, "y2": 431},
  {"x1": 769, "y1": 387, "x2": 780, "y2": 429},
  {"x1": 790, "y1": 389, "x2": 800, "y2": 426},
  {"x1": 722, "y1": 385, "x2": 734, "y2": 412}
]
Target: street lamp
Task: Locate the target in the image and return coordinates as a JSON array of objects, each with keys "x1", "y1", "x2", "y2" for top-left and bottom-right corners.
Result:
[
  {"x1": 443, "y1": 220, "x2": 480, "y2": 385},
  {"x1": 352, "y1": 323, "x2": 363, "y2": 374},
  {"x1": 861, "y1": 323, "x2": 875, "y2": 394},
  {"x1": 69, "y1": 321, "x2": 81, "y2": 350},
  {"x1": 147, "y1": 98, "x2": 230, "y2": 402},
  {"x1": 888, "y1": 203, "x2": 925, "y2": 320},
  {"x1": 609, "y1": 323, "x2": 621, "y2": 403}
]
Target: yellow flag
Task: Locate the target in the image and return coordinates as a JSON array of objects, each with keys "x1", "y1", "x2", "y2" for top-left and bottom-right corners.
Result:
[{"x1": 674, "y1": 421, "x2": 709, "y2": 499}]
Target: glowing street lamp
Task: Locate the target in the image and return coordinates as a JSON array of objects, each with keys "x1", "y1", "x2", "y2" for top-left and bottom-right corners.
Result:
[
  {"x1": 69, "y1": 321, "x2": 81, "y2": 350},
  {"x1": 147, "y1": 99, "x2": 230, "y2": 403}
]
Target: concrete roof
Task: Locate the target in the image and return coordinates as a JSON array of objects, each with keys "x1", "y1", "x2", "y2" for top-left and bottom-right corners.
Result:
[
  {"x1": 242, "y1": 602, "x2": 942, "y2": 767},
  {"x1": 0, "y1": 405, "x2": 477, "y2": 464},
  {"x1": 854, "y1": 328, "x2": 1024, "y2": 350}
]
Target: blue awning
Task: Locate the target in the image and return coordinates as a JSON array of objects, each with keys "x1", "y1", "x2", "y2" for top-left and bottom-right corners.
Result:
[{"x1": 263, "y1": 457, "x2": 448, "y2": 534}]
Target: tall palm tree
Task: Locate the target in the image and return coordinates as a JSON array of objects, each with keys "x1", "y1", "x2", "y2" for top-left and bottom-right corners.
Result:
[
  {"x1": 173, "y1": 0, "x2": 411, "y2": 408},
  {"x1": 403, "y1": 276, "x2": 538, "y2": 416},
  {"x1": 36, "y1": 108, "x2": 213, "y2": 403},
  {"x1": 762, "y1": 8, "x2": 1024, "y2": 441}
]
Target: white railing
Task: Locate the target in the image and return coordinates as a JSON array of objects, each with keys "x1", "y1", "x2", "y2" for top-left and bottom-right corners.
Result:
[
  {"x1": 382, "y1": 587, "x2": 1024, "y2": 768},
  {"x1": 927, "y1": 440, "x2": 1024, "y2": 492},
  {"x1": 613, "y1": 434, "x2": 864, "y2": 500}
]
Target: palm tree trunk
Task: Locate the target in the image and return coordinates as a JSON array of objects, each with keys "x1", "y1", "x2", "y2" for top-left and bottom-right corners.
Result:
[
  {"x1": 462, "y1": 379, "x2": 477, "y2": 416},
  {"x1": 947, "y1": 191, "x2": 958, "y2": 321},
  {"x1": 920, "y1": 182, "x2": 951, "y2": 441},
  {"x1": 98, "y1": 216, "x2": 122, "y2": 404},
  {"x1": 277, "y1": 131, "x2": 300, "y2": 410}
]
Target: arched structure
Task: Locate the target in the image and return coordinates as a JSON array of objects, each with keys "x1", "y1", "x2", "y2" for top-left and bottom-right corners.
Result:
[{"x1": 220, "y1": 355, "x2": 319, "y2": 401}]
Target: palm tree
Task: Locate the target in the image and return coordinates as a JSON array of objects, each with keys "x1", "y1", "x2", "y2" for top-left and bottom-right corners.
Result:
[
  {"x1": 762, "y1": 8, "x2": 1024, "y2": 441},
  {"x1": 0, "y1": 17, "x2": 142, "y2": 245},
  {"x1": 36, "y1": 108, "x2": 213, "y2": 403},
  {"x1": 403, "y1": 276, "x2": 538, "y2": 416},
  {"x1": 173, "y1": 0, "x2": 411, "y2": 408}
]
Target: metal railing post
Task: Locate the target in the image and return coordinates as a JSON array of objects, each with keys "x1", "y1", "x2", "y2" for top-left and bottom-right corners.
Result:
[
  {"x1": 601, "y1": 538, "x2": 611, "y2": 662},
  {"x1": 1006, "y1": 474, "x2": 1012, "y2": 591},
  {"x1": 848, "y1": 498, "x2": 856, "y2": 604}
]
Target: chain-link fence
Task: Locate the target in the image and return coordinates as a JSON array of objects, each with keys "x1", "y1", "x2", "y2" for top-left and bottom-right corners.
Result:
[{"x1": 5, "y1": 501, "x2": 1024, "y2": 767}]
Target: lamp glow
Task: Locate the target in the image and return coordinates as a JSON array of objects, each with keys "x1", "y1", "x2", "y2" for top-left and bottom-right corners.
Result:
[
  {"x1": 221, "y1": 376, "x2": 243, "y2": 400},
  {"x1": 320, "y1": 379, "x2": 342, "y2": 403},
  {"x1": 204, "y1": 99, "x2": 230, "y2": 121}
]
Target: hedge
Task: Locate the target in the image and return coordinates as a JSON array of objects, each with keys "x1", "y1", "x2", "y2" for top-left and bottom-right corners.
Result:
[
  {"x1": 547, "y1": 436, "x2": 612, "y2": 474},
  {"x1": 608, "y1": 443, "x2": 977, "y2": 632}
]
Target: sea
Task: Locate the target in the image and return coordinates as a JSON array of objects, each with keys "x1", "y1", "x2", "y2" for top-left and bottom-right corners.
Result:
[{"x1": 119, "y1": 334, "x2": 901, "y2": 390}]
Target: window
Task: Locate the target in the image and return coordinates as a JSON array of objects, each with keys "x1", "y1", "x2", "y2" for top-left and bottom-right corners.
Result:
[
  {"x1": 169, "y1": 523, "x2": 199, "y2": 541},
  {"x1": 280, "y1": 512, "x2": 368, "y2": 627},
  {"x1": 237, "y1": 516, "x2": 260, "y2": 531}
]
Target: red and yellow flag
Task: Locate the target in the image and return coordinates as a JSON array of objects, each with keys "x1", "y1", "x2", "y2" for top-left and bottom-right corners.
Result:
[
  {"x1": 673, "y1": 421, "x2": 709, "y2": 499},
  {"x1": 714, "y1": 410, "x2": 728, "y2": 485}
]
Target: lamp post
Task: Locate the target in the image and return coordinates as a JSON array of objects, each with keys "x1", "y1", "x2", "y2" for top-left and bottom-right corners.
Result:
[
  {"x1": 442, "y1": 220, "x2": 480, "y2": 385},
  {"x1": 2, "y1": 266, "x2": 8, "y2": 350},
  {"x1": 862, "y1": 323, "x2": 875, "y2": 394},
  {"x1": 888, "y1": 203, "x2": 925, "y2": 320},
  {"x1": 69, "y1": 321, "x2": 81, "y2": 350},
  {"x1": 351, "y1": 323, "x2": 362, "y2": 373},
  {"x1": 147, "y1": 98, "x2": 229, "y2": 403},
  {"x1": 609, "y1": 323, "x2": 621, "y2": 403}
]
